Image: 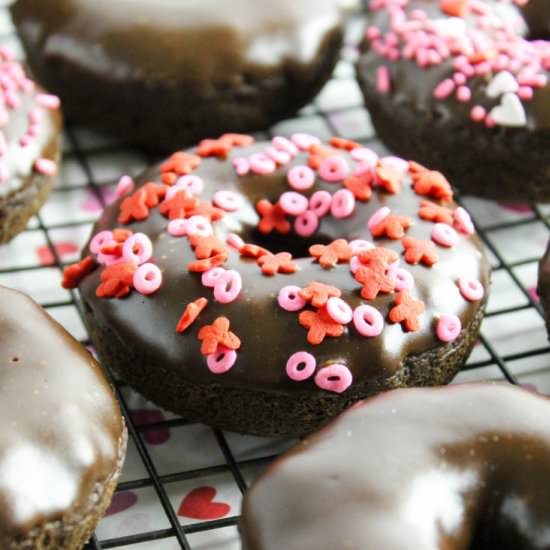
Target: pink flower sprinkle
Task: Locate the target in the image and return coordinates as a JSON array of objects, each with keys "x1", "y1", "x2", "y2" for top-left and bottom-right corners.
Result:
[
  {"x1": 286, "y1": 351, "x2": 316, "y2": 382},
  {"x1": 331, "y1": 189, "x2": 355, "y2": 219},
  {"x1": 34, "y1": 158, "x2": 57, "y2": 176},
  {"x1": 353, "y1": 305, "x2": 384, "y2": 337},
  {"x1": 207, "y1": 347, "x2": 237, "y2": 374},
  {"x1": 309, "y1": 190, "x2": 332, "y2": 218},
  {"x1": 90, "y1": 230, "x2": 114, "y2": 255},
  {"x1": 294, "y1": 210, "x2": 319, "y2": 237},
  {"x1": 123, "y1": 233, "x2": 153, "y2": 265},
  {"x1": 287, "y1": 165, "x2": 315, "y2": 191},
  {"x1": 202, "y1": 267, "x2": 226, "y2": 288},
  {"x1": 213, "y1": 270, "x2": 242, "y2": 304},
  {"x1": 213, "y1": 190, "x2": 243, "y2": 212},
  {"x1": 319, "y1": 156, "x2": 349, "y2": 182},
  {"x1": 279, "y1": 191, "x2": 309, "y2": 216},
  {"x1": 436, "y1": 313, "x2": 461, "y2": 342},
  {"x1": 376, "y1": 65, "x2": 391, "y2": 94},
  {"x1": 278, "y1": 285, "x2": 307, "y2": 312},
  {"x1": 431, "y1": 223, "x2": 459, "y2": 247},
  {"x1": 115, "y1": 175, "x2": 135, "y2": 199},
  {"x1": 133, "y1": 263, "x2": 162, "y2": 295},
  {"x1": 314, "y1": 364, "x2": 353, "y2": 394},
  {"x1": 36, "y1": 93, "x2": 61, "y2": 109},
  {"x1": 291, "y1": 133, "x2": 320, "y2": 151},
  {"x1": 458, "y1": 277, "x2": 484, "y2": 302},
  {"x1": 226, "y1": 232, "x2": 245, "y2": 251},
  {"x1": 168, "y1": 218, "x2": 188, "y2": 237},
  {"x1": 326, "y1": 297, "x2": 353, "y2": 324},
  {"x1": 368, "y1": 206, "x2": 390, "y2": 231}
]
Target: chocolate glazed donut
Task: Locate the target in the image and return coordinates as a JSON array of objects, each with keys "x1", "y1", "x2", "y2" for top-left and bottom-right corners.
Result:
[
  {"x1": 11, "y1": 0, "x2": 346, "y2": 151},
  {"x1": 0, "y1": 286, "x2": 126, "y2": 550},
  {"x1": 240, "y1": 383, "x2": 550, "y2": 550},
  {"x1": 68, "y1": 134, "x2": 490, "y2": 437},
  {"x1": 357, "y1": 0, "x2": 550, "y2": 202}
]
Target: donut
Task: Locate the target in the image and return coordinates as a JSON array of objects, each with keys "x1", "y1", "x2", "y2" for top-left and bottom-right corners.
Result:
[
  {"x1": 0, "y1": 49, "x2": 61, "y2": 243},
  {"x1": 64, "y1": 133, "x2": 490, "y2": 437},
  {"x1": 241, "y1": 383, "x2": 550, "y2": 549},
  {"x1": 10, "y1": 0, "x2": 346, "y2": 151},
  {"x1": 538, "y1": 240, "x2": 550, "y2": 338},
  {"x1": 0, "y1": 286, "x2": 126, "y2": 549},
  {"x1": 357, "y1": 0, "x2": 550, "y2": 202}
]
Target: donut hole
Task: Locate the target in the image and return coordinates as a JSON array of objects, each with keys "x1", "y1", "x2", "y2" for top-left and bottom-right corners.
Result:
[{"x1": 249, "y1": 227, "x2": 333, "y2": 257}]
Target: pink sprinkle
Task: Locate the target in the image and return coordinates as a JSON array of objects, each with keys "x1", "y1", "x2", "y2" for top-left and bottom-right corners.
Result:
[
  {"x1": 368, "y1": 206, "x2": 390, "y2": 231},
  {"x1": 380, "y1": 156, "x2": 408, "y2": 173},
  {"x1": 233, "y1": 157, "x2": 250, "y2": 176},
  {"x1": 353, "y1": 305, "x2": 384, "y2": 337},
  {"x1": 436, "y1": 313, "x2": 461, "y2": 342},
  {"x1": 34, "y1": 158, "x2": 57, "y2": 176},
  {"x1": 207, "y1": 347, "x2": 237, "y2": 374},
  {"x1": 287, "y1": 165, "x2": 315, "y2": 191},
  {"x1": 265, "y1": 146, "x2": 291, "y2": 165},
  {"x1": 36, "y1": 93, "x2": 61, "y2": 110},
  {"x1": 278, "y1": 285, "x2": 307, "y2": 312},
  {"x1": 431, "y1": 223, "x2": 459, "y2": 248},
  {"x1": 186, "y1": 215, "x2": 213, "y2": 237},
  {"x1": 176, "y1": 174, "x2": 204, "y2": 195},
  {"x1": 319, "y1": 156, "x2": 349, "y2": 182},
  {"x1": 272, "y1": 136, "x2": 299, "y2": 157},
  {"x1": 115, "y1": 175, "x2": 135, "y2": 199},
  {"x1": 249, "y1": 153, "x2": 276, "y2": 174},
  {"x1": 90, "y1": 230, "x2": 114, "y2": 255},
  {"x1": 168, "y1": 218, "x2": 188, "y2": 237},
  {"x1": 458, "y1": 277, "x2": 484, "y2": 302},
  {"x1": 433, "y1": 78, "x2": 455, "y2": 99},
  {"x1": 314, "y1": 364, "x2": 352, "y2": 394},
  {"x1": 453, "y1": 72, "x2": 467, "y2": 85},
  {"x1": 326, "y1": 297, "x2": 353, "y2": 324},
  {"x1": 19, "y1": 135, "x2": 31, "y2": 147},
  {"x1": 470, "y1": 105, "x2": 486, "y2": 122},
  {"x1": 309, "y1": 191, "x2": 332, "y2": 218},
  {"x1": 202, "y1": 267, "x2": 226, "y2": 288},
  {"x1": 291, "y1": 133, "x2": 321, "y2": 151},
  {"x1": 484, "y1": 115, "x2": 496, "y2": 128},
  {"x1": 349, "y1": 239, "x2": 374, "y2": 254},
  {"x1": 286, "y1": 351, "x2": 316, "y2": 382},
  {"x1": 123, "y1": 233, "x2": 153, "y2": 265},
  {"x1": 454, "y1": 207, "x2": 475, "y2": 235},
  {"x1": 366, "y1": 26, "x2": 381, "y2": 40},
  {"x1": 27, "y1": 122, "x2": 40, "y2": 137},
  {"x1": 518, "y1": 86, "x2": 534, "y2": 100},
  {"x1": 376, "y1": 65, "x2": 391, "y2": 94},
  {"x1": 214, "y1": 270, "x2": 242, "y2": 304},
  {"x1": 388, "y1": 265, "x2": 414, "y2": 290},
  {"x1": 279, "y1": 191, "x2": 309, "y2": 216},
  {"x1": 213, "y1": 190, "x2": 243, "y2": 212},
  {"x1": 96, "y1": 251, "x2": 125, "y2": 267},
  {"x1": 294, "y1": 210, "x2": 319, "y2": 237},
  {"x1": 4, "y1": 90, "x2": 19, "y2": 110},
  {"x1": 133, "y1": 263, "x2": 162, "y2": 295},
  {"x1": 331, "y1": 189, "x2": 355, "y2": 219},
  {"x1": 350, "y1": 147, "x2": 379, "y2": 166},
  {"x1": 456, "y1": 86, "x2": 471, "y2": 102},
  {"x1": 0, "y1": 132, "x2": 6, "y2": 156},
  {"x1": 226, "y1": 232, "x2": 245, "y2": 251},
  {"x1": 29, "y1": 108, "x2": 43, "y2": 125}
]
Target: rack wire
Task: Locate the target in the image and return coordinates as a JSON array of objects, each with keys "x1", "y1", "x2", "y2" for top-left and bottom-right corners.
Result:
[{"x1": 0, "y1": 3, "x2": 549, "y2": 549}]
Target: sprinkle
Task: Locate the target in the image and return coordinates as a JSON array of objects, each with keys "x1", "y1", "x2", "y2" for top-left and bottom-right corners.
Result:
[
  {"x1": 34, "y1": 158, "x2": 57, "y2": 176},
  {"x1": 168, "y1": 218, "x2": 188, "y2": 237},
  {"x1": 133, "y1": 263, "x2": 162, "y2": 295},
  {"x1": 96, "y1": 262, "x2": 137, "y2": 299},
  {"x1": 279, "y1": 191, "x2": 309, "y2": 216},
  {"x1": 436, "y1": 313, "x2": 461, "y2": 342},
  {"x1": 368, "y1": 206, "x2": 391, "y2": 231},
  {"x1": 299, "y1": 307, "x2": 345, "y2": 345},
  {"x1": 226, "y1": 232, "x2": 245, "y2": 251},
  {"x1": 314, "y1": 364, "x2": 352, "y2": 393},
  {"x1": 470, "y1": 105, "x2": 486, "y2": 122},
  {"x1": 122, "y1": 233, "x2": 153, "y2": 265},
  {"x1": 202, "y1": 267, "x2": 226, "y2": 288},
  {"x1": 352, "y1": 304, "x2": 384, "y2": 337},
  {"x1": 233, "y1": 157, "x2": 250, "y2": 176},
  {"x1": 257, "y1": 252, "x2": 298, "y2": 276},
  {"x1": 256, "y1": 199, "x2": 291, "y2": 234},
  {"x1": 409, "y1": 164, "x2": 453, "y2": 202},
  {"x1": 371, "y1": 214, "x2": 412, "y2": 240},
  {"x1": 349, "y1": 239, "x2": 374, "y2": 254},
  {"x1": 299, "y1": 281, "x2": 341, "y2": 308},
  {"x1": 36, "y1": 93, "x2": 61, "y2": 109},
  {"x1": 388, "y1": 290, "x2": 426, "y2": 332},
  {"x1": 354, "y1": 252, "x2": 397, "y2": 300},
  {"x1": 249, "y1": 152, "x2": 276, "y2": 174},
  {"x1": 197, "y1": 317, "x2": 241, "y2": 355},
  {"x1": 278, "y1": 285, "x2": 307, "y2": 312},
  {"x1": 375, "y1": 165, "x2": 402, "y2": 193},
  {"x1": 456, "y1": 86, "x2": 471, "y2": 102},
  {"x1": 188, "y1": 253, "x2": 228, "y2": 272},
  {"x1": 115, "y1": 175, "x2": 135, "y2": 199},
  {"x1": 119, "y1": 189, "x2": 151, "y2": 224},
  {"x1": 287, "y1": 165, "x2": 315, "y2": 191},
  {"x1": 61, "y1": 256, "x2": 95, "y2": 289},
  {"x1": 376, "y1": 65, "x2": 391, "y2": 93},
  {"x1": 402, "y1": 236, "x2": 439, "y2": 266},
  {"x1": 240, "y1": 243, "x2": 271, "y2": 258},
  {"x1": 431, "y1": 223, "x2": 459, "y2": 247},
  {"x1": 326, "y1": 297, "x2": 353, "y2": 325},
  {"x1": 418, "y1": 200, "x2": 454, "y2": 225},
  {"x1": 272, "y1": 136, "x2": 299, "y2": 156},
  {"x1": 433, "y1": 78, "x2": 455, "y2": 99},
  {"x1": 286, "y1": 351, "x2": 317, "y2": 382},
  {"x1": 213, "y1": 270, "x2": 242, "y2": 303},
  {"x1": 319, "y1": 156, "x2": 349, "y2": 182},
  {"x1": 266, "y1": 146, "x2": 291, "y2": 165},
  {"x1": 489, "y1": 92, "x2": 527, "y2": 127},
  {"x1": 453, "y1": 207, "x2": 475, "y2": 235},
  {"x1": 440, "y1": 0, "x2": 470, "y2": 17},
  {"x1": 309, "y1": 239, "x2": 353, "y2": 269},
  {"x1": 329, "y1": 137, "x2": 362, "y2": 151},
  {"x1": 388, "y1": 264, "x2": 415, "y2": 290},
  {"x1": 309, "y1": 190, "x2": 332, "y2": 218},
  {"x1": 186, "y1": 215, "x2": 213, "y2": 237},
  {"x1": 294, "y1": 210, "x2": 319, "y2": 237},
  {"x1": 176, "y1": 297, "x2": 208, "y2": 333},
  {"x1": 90, "y1": 230, "x2": 114, "y2": 255},
  {"x1": 485, "y1": 71, "x2": 518, "y2": 98},
  {"x1": 189, "y1": 234, "x2": 226, "y2": 259},
  {"x1": 207, "y1": 347, "x2": 238, "y2": 374},
  {"x1": 291, "y1": 133, "x2": 321, "y2": 151},
  {"x1": 330, "y1": 189, "x2": 356, "y2": 219},
  {"x1": 176, "y1": 175, "x2": 204, "y2": 195},
  {"x1": 458, "y1": 277, "x2": 484, "y2": 301},
  {"x1": 308, "y1": 143, "x2": 333, "y2": 170},
  {"x1": 343, "y1": 172, "x2": 373, "y2": 201}
]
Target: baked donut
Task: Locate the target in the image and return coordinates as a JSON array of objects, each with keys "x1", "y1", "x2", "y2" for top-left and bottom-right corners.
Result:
[
  {"x1": 64, "y1": 133, "x2": 490, "y2": 437},
  {"x1": 0, "y1": 286, "x2": 126, "y2": 549},
  {"x1": 357, "y1": 0, "x2": 550, "y2": 202},
  {"x1": 537, "y1": 239, "x2": 550, "y2": 338},
  {"x1": 240, "y1": 383, "x2": 550, "y2": 550},
  {"x1": 11, "y1": 0, "x2": 346, "y2": 151},
  {"x1": 0, "y1": 50, "x2": 61, "y2": 243}
]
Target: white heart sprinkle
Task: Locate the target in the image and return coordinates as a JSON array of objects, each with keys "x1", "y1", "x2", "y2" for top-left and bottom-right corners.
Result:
[
  {"x1": 489, "y1": 92, "x2": 527, "y2": 127},
  {"x1": 486, "y1": 71, "x2": 518, "y2": 98}
]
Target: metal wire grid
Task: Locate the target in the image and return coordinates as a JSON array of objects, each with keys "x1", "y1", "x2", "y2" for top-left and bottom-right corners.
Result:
[{"x1": 0, "y1": 4, "x2": 549, "y2": 549}]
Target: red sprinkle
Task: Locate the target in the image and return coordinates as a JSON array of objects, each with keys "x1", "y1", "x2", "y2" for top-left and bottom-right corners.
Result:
[
  {"x1": 299, "y1": 281, "x2": 342, "y2": 308},
  {"x1": 388, "y1": 290, "x2": 425, "y2": 332},
  {"x1": 189, "y1": 234, "x2": 227, "y2": 260},
  {"x1": 329, "y1": 137, "x2": 362, "y2": 151},
  {"x1": 61, "y1": 256, "x2": 95, "y2": 289},
  {"x1": 257, "y1": 252, "x2": 298, "y2": 276},
  {"x1": 418, "y1": 200, "x2": 454, "y2": 225},
  {"x1": 375, "y1": 165, "x2": 402, "y2": 194},
  {"x1": 188, "y1": 253, "x2": 229, "y2": 273},
  {"x1": 197, "y1": 134, "x2": 254, "y2": 158},
  {"x1": 142, "y1": 182, "x2": 167, "y2": 207},
  {"x1": 343, "y1": 172, "x2": 373, "y2": 201},
  {"x1": 402, "y1": 236, "x2": 439, "y2": 266},
  {"x1": 240, "y1": 243, "x2": 272, "y2": 258},
  {"x1": 309, "y1": 239, "x2": 353, "y2": 269},
  {"x1": 409, "y1": 164, "x2": 453, "y2": 203},
  {"x1": 96, "y1": 262, "x2": 137, "y2": 299},
  {"x1": 176, "y1": 297, "x2": 208, "y2": 333},
  {"x1": 440, "y1": 0, "x2": 470, "y2": 17},
  {"x1": 371, "y1": 214, "x2": 412, "y2": 240},
  {"x1": 197, "y1": 316, "x2": 241, "y2": 355},
  {"x1": 159, "y1": 191, "x2": 198, "y2": 220},
  {"x1": 308, "y1": 143, "x2": 333, "y2": 170},
  {"x1": 118, "y1": 188, "x2": 150, "y2": 224},
  {"x1": 256, "y1": 199, "x2": 291, "y2": 234},
  {"x1": 299, "y1": 307, "x2": 345, "y2": 345}
]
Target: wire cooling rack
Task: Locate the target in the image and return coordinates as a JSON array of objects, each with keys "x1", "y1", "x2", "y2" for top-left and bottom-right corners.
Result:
[{"x1": 1, "y1": 3, "x2": 550, "y2": 549}]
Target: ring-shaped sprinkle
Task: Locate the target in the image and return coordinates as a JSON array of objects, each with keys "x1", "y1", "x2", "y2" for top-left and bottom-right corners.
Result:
[
  {"x1": 287, "y1": 165, "x2": 315, "y2": 191},
  {"x1": 436, "y1": 313, "x2": 462, "y2": 342},
  {"x1": 349, "y1": 239, "x2": 374, "y2": 254},
  {"x1": 265, "y1": 146, "x2": 291, "y2": 165},
  {"x1": 201, "y1": 267, "x2": 226, "y2": 288},
  {"x1": 214, "y1": 270, "x2": 242, "y2": 304},
  {"x1": 349, "y1": 255, "x2": 361, "y2": 274},
  {"x1": 176, "y1": 174, "x2": 204, "y2": 195},
  {"x1": 165, "y1": 182, "x2": 189, "y2": 201},
  {"x1": 249, "y1": 153, "x2": 276, "y2": 174},
  {"x1": 454, "y1": 207, "x2": 475, "y2": 235},
  {"x1": 207, "y1": 347, "x2": 237, "y2": 374},
  {"x1": 380, "y1": 155, "x2": 408, "y2": 173},
  {"x1": 96, "y1": 252, "x2": 125, "y2": 266},
  {"x1": 278, "y1": 285, "x2": 307, "y2": 312},
  {"x1": 390, "y1": 266, "x2": 414, "y2": 291},
  {"x1": 314, "y1": 364, "x2": 353, "y2": 394},
  {"x1": 167, "y1": 218, "x2": 188, "y2": 237},
  {"x1": 213, "y1": 190, "x2": 243, "y2": 212},
  {"x1": 350, "y1": 147, "x2": 379, "y2": 167},
  {"x1": 115, "y1": 175, "x2": 135, "y2": 199},
  {"x1": 368, "y1": 206, "x2": 390, "y2": 231},
  {"x1": 291, "y1": 132, "x2": 321, "y2": 151},
  {"x1": 286, "y1": 351, "x2": 316, "y2": 382},
  {"x1": 272, "y1": 136, "x2": 299, "y2": 156},
  {"x1": 309, "y1": 190, "x2": 332, "y2": 218},
  {"x1": 353, "y1": 305, "x2": 384, "y2": 337},
  {"x1": 294, "y1": 210, "x2": 319, "y2": 237},
  {"x1": 122, "y1": 233, "x2": 153, "y2": 265},
  {"x1": 279, "y1": 191, "x2": 309, "y2": 216},
  {"x1": 432, "y1": 223, "x2": 459, "y2": 248},
  {"x1": 186, "y1": 215, "x2": 213, "y2": 237},
  {"x1": 331, "y1": 189, "x2": 355, "y2": 219},
  {"x1": 233, "y1": 157, "x2": 250, "y2": 176},
  {"x1": 90, "y1": 230, "x2": 114, "y2": 254},
  {"x1": 133, "y1": 263, "x2": 162, "y2": 295},
  {"x1": 326, "y1": 297, "x2": 353, "y2": 324},
  {"x1": 226, "y1": 232, "x2": 245, "y2": 250},
  {"x1": 319, "y1": 156, "x2": 349, "y2": 182},
  {"x1": 458, "y1": 277, "x2": 484, "y2": 302}
]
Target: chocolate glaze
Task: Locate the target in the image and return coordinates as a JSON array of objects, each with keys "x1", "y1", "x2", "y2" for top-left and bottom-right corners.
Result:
[
  {"x1": 241, "y1": 384, "x2": 550, "y2": 550},
  {"x1": 78, "y1": 141, "x2": 489, "y2": 396},
  {"x1": 537, "y1": 239, "x2": 550, "y2": 337},
  {"x1": 0, "y1": 286, "x2": 124, "y2": 537}
]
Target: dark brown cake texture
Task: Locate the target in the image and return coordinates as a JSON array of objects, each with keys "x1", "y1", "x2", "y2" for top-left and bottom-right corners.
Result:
[
  {"x1": 0, "y1": 50, "x2": 61, "y2": 244},
  {"x1": 357, "y1": 0, "x2": 550, "y2": 202},
  {"x1": 64, "y1": 134, "x2": 490, "y2": 437},
  {"x1": 240, "y1": 383, "x2": 550, "y2": 550},
  {"x1": 0, "y1": 286, "x2": 127, "y2": 550},
  {"x1": 11, "y1": 0, "x2": 346, "y2": 151}
]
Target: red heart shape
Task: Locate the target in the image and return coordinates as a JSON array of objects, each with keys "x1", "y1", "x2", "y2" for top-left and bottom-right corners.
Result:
[
  {"x1": 106, "y1": 491, "x2": 138, "y2": 516},
  {"x1": 36, "y1": 242, "x2": 79, "y2": 266},
  {"x1": 130, "y1": 409, "x2": 171, "y2": 446},
  {"x1": 177, "y1": 486, "x2": 230, "y2": 520}
]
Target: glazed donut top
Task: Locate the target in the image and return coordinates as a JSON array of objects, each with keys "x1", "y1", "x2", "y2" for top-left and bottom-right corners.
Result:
[
  {"x1": 67, "y1": 135, "x2": 489, "y2": 397},
  {"x1": 0, "y1": 49, "x2": 60, "y2": 199},
  {"x1": 0, "y1": 286, "x2": 123, "y2": 535},
  {"x1": 359, "y1": 0, "x2": 550, "y2": 130},
  {"x1": 11, "y1": 0, "x2": 347, "y2": 92},
  {"x1": 241, "y1": 383, "x2": 550, "y2": 550}
]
